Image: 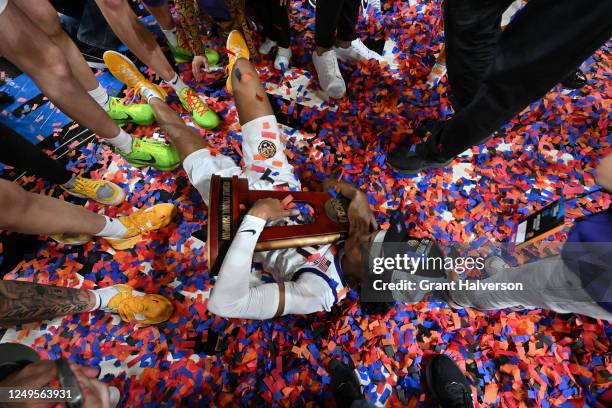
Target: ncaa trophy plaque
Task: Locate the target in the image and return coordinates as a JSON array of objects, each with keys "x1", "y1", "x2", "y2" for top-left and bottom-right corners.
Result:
[{"x1": 207, "y1": 175, "x2": 350, "y2": 275}]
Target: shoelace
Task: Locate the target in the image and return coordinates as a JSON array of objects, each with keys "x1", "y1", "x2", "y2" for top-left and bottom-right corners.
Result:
[
  {"x1": 73, "y1": 177, "x2": 101, "y2": 196},
  {"x1": 445, "y1": 382, "x2": 472, "y2": 408},
  {"x1": 184, "y1": 90, "x2": 210, "y2": 117},
  {"x1": 113, "y1": 292, "x2": 146, "y2": 322}
]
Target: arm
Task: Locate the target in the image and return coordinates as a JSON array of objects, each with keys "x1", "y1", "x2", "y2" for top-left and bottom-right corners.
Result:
[{"x1": 323, "y1": 178, "x2": 378, "y2": 234}]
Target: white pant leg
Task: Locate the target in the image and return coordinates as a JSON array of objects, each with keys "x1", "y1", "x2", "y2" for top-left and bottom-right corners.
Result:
[
  {"x1": 449, "y1": 255, "x2": 612, "y2": 320},
  {"x1": 240, "y1": 115, "x2": 301, "y2": 192},
  {"x1": 182, "y1": 149, "x2": 242, "y2": 206}
]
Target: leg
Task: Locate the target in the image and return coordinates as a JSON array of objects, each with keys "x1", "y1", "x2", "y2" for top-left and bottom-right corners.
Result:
[
  {"x1": 15, "y1": 0, "x2": 100, "y2": 93},
  {"x1": 0, "y1": 1, "x2": 121, "y2": 140},
  {"x1": 141, "y1": 0, "x2": 175, "y2": 30},
  {"x1": 336, "y1": 0, "x2": 359, "y2": 46},
  {"x1": 315, "y1": 0, "x2": 346, "y2": 52},
  {"x1": 75, "y1": 0, "x2": 122, "y2": 50},
  {"x1": 0, "y1": 179, "x2": 106, "y2": 236},
  {"x1": 0, "y1": 123, "x2": 73, "y2": 185},
  {"x1": 443, "y1": 0, "x2": 514, "y2": 109},
  {"x1": 95, "y1": 0, "x2": 177, "y2": 81},
  {"x1": 423, "y1": 0, "x2": 612, "y2": 161},
  {"x1": 148, "y1": 98, "x2": 209, "y2": 161},
  {"x1": 448, "y1": 255, "x2": 612, "y2": 320},
  {"x1": 257, "y1": 0, "x2": 290, "y2": 48},
  {"x1": 231, "y1": 58, "x2": 275, "y2": 125},
  {"x1": 0, "y1": 281, "x2": 95, "y2": 326}
]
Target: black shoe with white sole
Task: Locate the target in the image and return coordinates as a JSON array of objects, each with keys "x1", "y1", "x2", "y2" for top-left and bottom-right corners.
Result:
[
  {"x1": 329, "y1": 359, "x2": 363, "y2": 408},
  {"x1": 426, "y1": 354, "x2": 474, "y2": 408},
  {"x1": 561, "y1": 69, "x2": 587, "y2": 89},
  {"x1": 388, "y1": 143, "x2": 454, "y2": 174}
]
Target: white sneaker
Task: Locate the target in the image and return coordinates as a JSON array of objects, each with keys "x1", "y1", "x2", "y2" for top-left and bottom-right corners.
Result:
[
  {"x1": 259, "y1": 38, "x2": 277, "y2": 55},
  {"x1": 335, "y1": 39, "x2": 384, "y2": 63},
  {"x1": 312, "y1": 50, "x2": 346, "y2": 99},
  {"x1": 274, "y1": 47, "x2": 292, "y2": 71}
]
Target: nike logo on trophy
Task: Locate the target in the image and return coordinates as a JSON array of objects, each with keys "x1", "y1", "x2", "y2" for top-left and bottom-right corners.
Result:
[{"x1": 240, "y1": 229, "x2": 257, "y2": 235}]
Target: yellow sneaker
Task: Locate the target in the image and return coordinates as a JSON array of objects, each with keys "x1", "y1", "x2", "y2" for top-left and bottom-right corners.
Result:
[
  {"x1": 103, "y1": 50, "x2": 168, "y2": 100},
  {"x1": 61, "y1": 176, "x2": 126, "y2": 206},
  {"x1": 106, "y1": 284, "x2": 173, "y2": 325},
  {"x1": 226, "y1": 30, "x2": 250, "y2": 93},
  {"x1": 50, "y1": 233, "x2": 92, "y2": 246},
  {"x1": 104, "y1": 203, "x2": 177, "y2": 250}
]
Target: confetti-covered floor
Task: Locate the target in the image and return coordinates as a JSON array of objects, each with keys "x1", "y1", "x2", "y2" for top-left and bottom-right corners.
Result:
[{"x1": 1, "y1": 1, "x2": 611, "y2": 406}]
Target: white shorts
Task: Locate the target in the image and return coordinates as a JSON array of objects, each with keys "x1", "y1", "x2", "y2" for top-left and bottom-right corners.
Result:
[
  {"x1": 0, "y1": 0, "x2": 8, "y2": 15},
  {"x1": 183, "y1": 115, "x2": 301, "y2": 205}
]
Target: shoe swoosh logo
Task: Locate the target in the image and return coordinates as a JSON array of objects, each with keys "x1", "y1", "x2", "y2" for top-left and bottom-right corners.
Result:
[
  {"x1": 133, "y1": 154, "x2": 157, "y2": 164},
  {"x1": 240, "y1": 229, "x2": 257, "y2": 235}
]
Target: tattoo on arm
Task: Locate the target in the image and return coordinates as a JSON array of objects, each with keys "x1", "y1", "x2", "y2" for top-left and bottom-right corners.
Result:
[{"x1": 0, "y1": 281, "x2": 94, "y2": 327}]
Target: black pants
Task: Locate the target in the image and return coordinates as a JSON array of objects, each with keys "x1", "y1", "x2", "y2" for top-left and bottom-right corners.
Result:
[
  {"x1": 0, "y1": 122, "x2": 72, "y2": 185},
  {"x1": 315, "y1": 0, "x2": 360, "y2": 48},
  {"x1": 420, "y1": 0, "x2": 612, "y2": 161},
  {"x1": 253, "y1": 0, "x2": 290, "y2": 48}
]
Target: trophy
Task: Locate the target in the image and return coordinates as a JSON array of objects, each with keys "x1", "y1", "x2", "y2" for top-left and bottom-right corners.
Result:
[{"x1": 207, "y1": 175, "x2": 350, "y2": 275}]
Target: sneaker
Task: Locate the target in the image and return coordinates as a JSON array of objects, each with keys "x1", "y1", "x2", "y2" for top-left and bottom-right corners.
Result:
[
  {"x1": 50, "y1": 233, "x2": 92, "y2": 246},
  {"x1": 561, "y1": 69, "x2": 587, "y2": 89},
  {"x1": 204, "y1": 48, "x2": 220, "y2": 66},
  {"x1": 103, "y1": 51, "x2": 168, "y2": 101},
  {"x1": 312, "y1": 50, "x2": 346, "y2": 99},
  {"x1": 61, "y1": 176, "x2": 126, "y2": 206},
  {"x1": 388, "y1": 144, "x2": 453, "y2": 174},
  {"x1": 335, "y1": 39, "x2": 384, "y2": 63},
  {"x1": 169, "y1": 30, "x2": 193, "y2": 63},
  {"x1": 117, "y1": 137, "x2": 180, "y2": 171},
  {"x1": 77, "y1": 41, "x2": 106, "y2": 70},
  {"x1": 226, "y1": 30, "x2": 250, "y2": 93},
  {"x1": 259, "y1": 37, "x2": 277, "y2": 55},
  {"x1": 274, "y1": 47, "x2": 292, "y2": 71},
  {"x1": 104, "y1": 203, "x2": 177, "y2": 250},
  {"x1": 425, "y1": 354, "x2": 474, "y2": 408},
  {"x1": 178, "y1": 88, "x2": 220, "y2": 130},
  {"x1": 329, "y1": 359, "x2": 363, "y2": 408},
  {"x1": 105, "y1": 284, "x2": 173, "y2": 325},
  {"x1": 107, "y1": 96, "x2": 155, "y2": 126}
]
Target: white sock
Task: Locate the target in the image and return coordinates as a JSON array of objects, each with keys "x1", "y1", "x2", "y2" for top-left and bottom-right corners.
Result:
[
  {"x1": 141, "y1": 87, "x2": 163, "y2": 104},
  {"x1": 162, "y1": 27, "x2": 179, "y2": 48},
  {"x1": 90, "y1": 286, "x2": 121, "y2": 310},
  {"x1": 88, "y1": 83, "x2": 110, "y2": 111},
  {"x1": 164, "y1": 73, "x2": 188, "y2": 95},
  {"x1": 94, "y1": 216, "x2": 128, "y2": 239},
  {"x1": 106, "y1": 129, "x2": 133, "y2": 154}
]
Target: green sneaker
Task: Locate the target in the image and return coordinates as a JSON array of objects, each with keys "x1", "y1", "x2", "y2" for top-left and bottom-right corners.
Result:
[
  {"x1": 108, "y1": 97, "x2": 155, "y2": 126},
  {"x1": 178, "y1": 88, "x2": 220, "y2": 130},
  {"x1": 169, "y1": 42, "x2": 193, "y2": 63},
  {"x1": 118, "y1": 137, "x2": 180, "y2": 171},
  {"x1": 204, "y1": 48, "x2": 220, "y2": 66}
]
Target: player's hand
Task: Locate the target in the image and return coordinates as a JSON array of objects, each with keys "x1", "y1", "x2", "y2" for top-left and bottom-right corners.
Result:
[
  {"x1": 348, "y1": 192, "x2": 377, "y2": 235},
  {"x1": 70, "y1": 364, "x2": 112, "y2": 408},
  {"x1": 0, "y1": 361, "x2": 58, "y2": 408},
  {"x1": 192, "y1": 55, "x2": 209, "y2": 82},
  {"x1": 248, "y1": 198, "x2": 299, "y2": 221}
]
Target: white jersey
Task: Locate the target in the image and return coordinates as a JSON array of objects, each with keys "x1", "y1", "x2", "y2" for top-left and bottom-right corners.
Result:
[{"x1": 183, "y1": 115, "x2": 348, "y2": 319}]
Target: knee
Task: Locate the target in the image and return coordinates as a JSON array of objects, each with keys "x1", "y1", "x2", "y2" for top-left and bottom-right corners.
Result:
[
  {"x1": 0, "y1": 180, "x2": 29, "y2": 230},
  {"x1": 44, "y1": 48, "x2": 74, "y2": 84}
]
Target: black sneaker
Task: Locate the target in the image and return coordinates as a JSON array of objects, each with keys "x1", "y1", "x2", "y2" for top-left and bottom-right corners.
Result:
[
  {"x1": 561, "y1": 69, "x2": 587, "y2": 89},
  {"x1": 76, "y1": 41, "x2": 107, "y2": 70},
  {"x1": 426, "y1": 354, "x2": 473, "y2": 408},
  {"x1": 329, "y1": 359, "x2": 363, "y2": 408},
  {"x1": 388, "y1": 143, "x2": 453, "y2": 174}
]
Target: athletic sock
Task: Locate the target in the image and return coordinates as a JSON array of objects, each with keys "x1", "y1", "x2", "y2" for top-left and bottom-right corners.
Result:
[
  {"x1": 164, "y1": 73, "x2": 188, "y2": 95},
  {"x1": 90, "y1": 286, "x2": 121, "y2": 310},
  {"x1": 162, "y1": 27, "x2": 179, "y2": 48},
  {"x1": 106, "y1": 128, "x2": 133, "y2": 154},
  {"x1": 88, "y1": 83, "x2": 111, "y2": 111},
  {"x1": 94, "y1": 216, "x2": 128, "y2": 239},
  {"x1": 61, "y1": 174, "x2": 79, "y2": 189},
  {"x1": 141, "y1": 87, "x2": 163, "y2": 104}
]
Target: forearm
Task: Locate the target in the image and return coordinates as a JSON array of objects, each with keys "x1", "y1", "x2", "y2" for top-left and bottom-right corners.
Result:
[
  {"x1": 595, "y1": 153, "x2": 612, "y2": 192},
  {"x1": 208, "y1": 215, "x2": 280, "y2": 318},
  {"x1": 323, "y1": 178, "x2": 364, "y2": 201},
  {"x1": 0, "y1": 281, "x2": 95, "y2": 326}
]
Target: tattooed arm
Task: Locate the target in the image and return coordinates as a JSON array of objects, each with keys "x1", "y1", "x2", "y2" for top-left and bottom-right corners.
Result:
[{"x1": 0, "y1": 281, "x2": 95, "y2": 327}]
